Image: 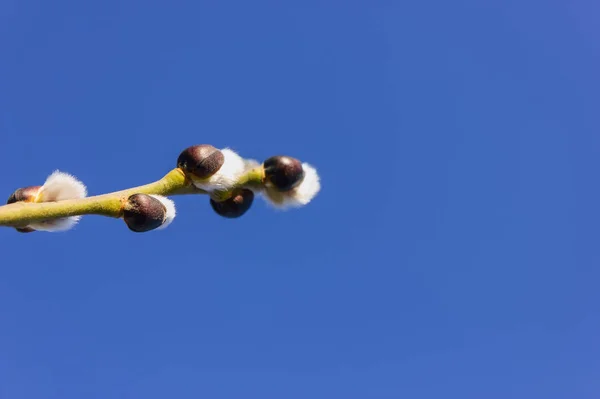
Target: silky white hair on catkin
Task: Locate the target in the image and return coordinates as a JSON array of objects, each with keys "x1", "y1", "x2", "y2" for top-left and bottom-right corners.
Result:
[
  {"x1": 36, "y1": 170, "x2": 87, "y2": 202},
  {"x1": 191, "y1": 148, "x2": 247, "y2": 192},
  {"x1": 149, "y1": 195, "x2": 177, "y2": 230},
  {"x1": 29, "y1": 170, "x2": 87, "y2": 232},
  {"x1": 262, "y1": 163, "x2": 321, "y2": 209}
]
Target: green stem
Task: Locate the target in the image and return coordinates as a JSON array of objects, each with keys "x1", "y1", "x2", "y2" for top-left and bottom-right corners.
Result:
[
  {"x1": 0, "y1": 168, "x2": 200, "y2": 228},
  {"x1": 0, "y1": 166, "x2": 267, "y2": 229},
  {"x1": 235, "y1": 167, "x2": 265, "y2": 189},
  {"x1": 209, "y1": 167, "x2": 266, "y2": 201}
]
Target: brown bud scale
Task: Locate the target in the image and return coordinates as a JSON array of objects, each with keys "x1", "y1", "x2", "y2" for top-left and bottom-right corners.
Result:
[
  {"x1": 263, "y1": 156, "x2": 305, "y2": 192},
  {"x1": 177, "y1": 144, "x2": 225, "y2": 179},
  {"x1": 16, "y1": 227, "x2": 36, "y2": 233},
  {"x1": 123, "y1": 194, "x2": 166, "y2": 233},
  {"x1": 210, "y1": 189, "x2": 254, "y2": 218},
  {"x1": 6, "y1": 186, "x2": 41, "y2": 204}
]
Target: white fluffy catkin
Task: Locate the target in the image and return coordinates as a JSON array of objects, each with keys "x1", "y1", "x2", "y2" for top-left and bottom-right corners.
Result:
[
  {"x1": 191, "y1": 148, "x2": 247, "y2": 193},
  {"x1": 262, "y1": 163, "x2": 321, "y2": 209},
  {"x1": 28, "y1": 170, "x2": 87, "y2": 232}
]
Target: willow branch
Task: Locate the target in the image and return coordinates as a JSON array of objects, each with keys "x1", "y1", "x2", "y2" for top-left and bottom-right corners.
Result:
[
  {"x1": 0, "y1": 144, "x2": 320, "y2": 233},
  {"x1": 0, "y1": 168, "x2": 200, "y2": 227}
]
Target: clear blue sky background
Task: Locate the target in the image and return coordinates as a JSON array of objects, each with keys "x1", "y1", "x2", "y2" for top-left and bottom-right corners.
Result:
[{"x1": 0, "y1": 1, "x2": 598, "y2": 398}]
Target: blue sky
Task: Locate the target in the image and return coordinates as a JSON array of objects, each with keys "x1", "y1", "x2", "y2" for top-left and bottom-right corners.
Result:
[{"x1": 1, "y1": 1, "x2": 598, "y2": 398}]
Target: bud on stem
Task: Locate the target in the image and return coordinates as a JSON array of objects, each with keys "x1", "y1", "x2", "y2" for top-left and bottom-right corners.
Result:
[
  {"x1": 122, "y1": 193, "x2": 176, "y2": 232},
  {"x1": 263, "y1": 156, "x2": 305, "y2": 192},
  {"x1": 260, "y1": 155, "x2": 321, "y2": 209},
  {"x1": 177, "y1": 145, "x2": 250, "y2": 196},
  {"x1": 177, "y1": 144, "x2": 225, "y2": 180},
  {"x1": 210, "y1": 188, "x2": 254, "y2": 218},
  {"x1": 6, "y1": 186, "x2": 42, "y2": 205},
  {"x1": 6, "y1": 186, "x2": 43, "y2": 233}
]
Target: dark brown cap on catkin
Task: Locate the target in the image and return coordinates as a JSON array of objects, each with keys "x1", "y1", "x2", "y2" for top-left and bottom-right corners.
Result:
[
  {"x1": 6, "y1": 186, "x2": 41, "y2": 204},
  {"x1": 210, "y1": 189, "x2": 254, "y2": 218},
  {"x1": 15, "y1": 227, "x2": 36, "y2": 233},
  {"x1": 263, "y1": 156, "x2": 304, "y2": 192},
  {"x1": 123, "y1": 194, "x2": 167, "y2": 232},
  {"x1": 6, "y1": 186, "x2": 42, "y2": 233},
  {"x1": 177, "y1": 144, "x2": 225, "y2": 179}
]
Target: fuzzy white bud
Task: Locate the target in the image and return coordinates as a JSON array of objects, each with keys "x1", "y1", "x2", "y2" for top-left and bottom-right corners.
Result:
[
  {"x1": 28, "y1": 170, "x2": 87, "y2": 232},
  {"x1": 191, "y1": 148, "x2": 247, "y2": 193},
  {"x1": 262, "y1": 163, "x2": 321, "y2": 209}
]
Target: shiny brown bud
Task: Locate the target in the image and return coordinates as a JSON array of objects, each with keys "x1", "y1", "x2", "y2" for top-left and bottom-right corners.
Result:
[
  {"x1": 6, "y1": 186, "x2": 41, "y2": 204},
  {"x1": 263, "y1": 156, "x2": 305, "y2": 192},
  {"x1": 123, "y1": 194, "x2": 167, "y2": 232},
  {"x1": 16, "y1": 227, "x2": 36, "y2": 233},
  {"x1": 177, "y1": 144, "x2": 225, "y2": 179},
  {"x1": 210, "y1": 189, "x2": 254, "y2": 218}
]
